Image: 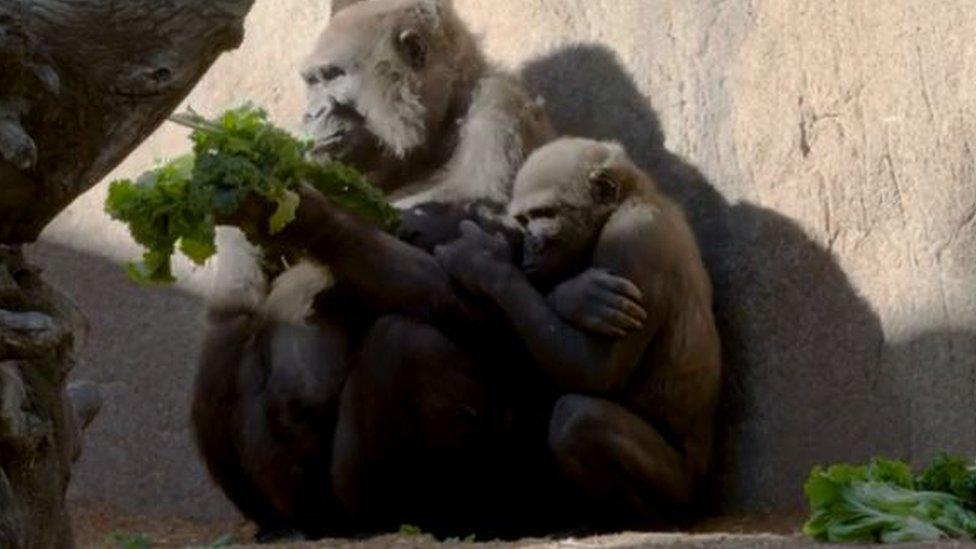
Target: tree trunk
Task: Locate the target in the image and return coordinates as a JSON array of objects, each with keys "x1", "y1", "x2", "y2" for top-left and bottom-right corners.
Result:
[{"x1": 0, "y1": 1, "x2": 255, "y2": 547}]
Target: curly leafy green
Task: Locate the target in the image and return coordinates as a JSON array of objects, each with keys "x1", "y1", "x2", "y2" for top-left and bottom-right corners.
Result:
[
  {"x1": 105, "y1": 105, "x2": 397, "y2": 283},
  {"x1": 916, "y1": 454, "x2": 976, "y2": 505},
  {"x1": 804, "y1": 456, "x2": 976, "y2": 543}
]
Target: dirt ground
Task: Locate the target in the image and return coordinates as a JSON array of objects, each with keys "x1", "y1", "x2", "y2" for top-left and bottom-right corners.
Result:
[
  {"x1": 71, "y1": 502, "x2": 819, "y2": 548},
  {"x1": 71, "y1": 503, "x2": 976, "y2": 548},
  {"x1": 71, "y1": 501, "x2": 253, "y2": 547}
]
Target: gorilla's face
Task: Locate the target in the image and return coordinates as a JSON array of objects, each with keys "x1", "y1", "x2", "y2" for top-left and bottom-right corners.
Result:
[
  {"x1": 300, "y1": 56, "x2": 386, "y2": 175},
  {"x1": 515, "y1": 205, "x2": 597, "y2": 286},
  {"x1": 301, "y1": 0, "x2": 466, "y2": 189},
  {"x1": 509, "y1": 138, "x2": 631, "y2": 285}
]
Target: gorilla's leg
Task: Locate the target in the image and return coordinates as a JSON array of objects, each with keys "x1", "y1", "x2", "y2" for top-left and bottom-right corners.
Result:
[
  {"x1": 193, "y1": 309, "x2": 352, "y2": 539},
  {"x1": 249, "y1": 318, "x2": 354, "y2": 537},
  {"x1": 193, "y1": 311, "x2": 291, "y2": 535},
  {"x1": 332, "y1": 314, "x2": 486, "y2": 532},
  {"x1": 548, "y1": 394, "x2": 694, "y2": 527}
]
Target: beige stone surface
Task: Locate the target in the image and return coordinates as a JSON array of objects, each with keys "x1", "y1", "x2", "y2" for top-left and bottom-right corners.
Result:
[
  {"x1": 265, "y1": 534, "x2": 966, "y2": 549},
  {"x1": 37, "y1": 0, "x2": 976, "y2": 521},
  {"x1": 234, "y1": 533, "x2": 840, "y2": 549}
]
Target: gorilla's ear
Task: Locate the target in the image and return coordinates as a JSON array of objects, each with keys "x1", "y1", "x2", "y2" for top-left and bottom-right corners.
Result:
[
  {"x1": 331, "y1": 0, "x2": 367, "y2": 17},
  {"x1": 396, "y1": 28, "x2": 428, "y2": 69},
  {"x1": 589, "y1": 169, "x2": 621, "y2": 205}
]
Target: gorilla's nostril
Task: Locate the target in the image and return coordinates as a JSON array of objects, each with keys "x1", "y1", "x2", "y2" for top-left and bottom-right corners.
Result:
[{"x1": 330, "y1": 101, "x2": 365, "y2": 123}]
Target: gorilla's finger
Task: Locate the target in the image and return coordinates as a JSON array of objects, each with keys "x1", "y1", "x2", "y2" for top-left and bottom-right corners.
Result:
[
  {"x1": 593, "y1": 270, "x2": 643, "y2": 302},
  {"x1": 596, "y1": 305, "x2": 644, "y2": 332},
  {"x1": 581, "y1": 315, "x2": 628, "y2": 338},
  {"x1": 597, "y1": 291, "x2": 648, "y2": 323}
]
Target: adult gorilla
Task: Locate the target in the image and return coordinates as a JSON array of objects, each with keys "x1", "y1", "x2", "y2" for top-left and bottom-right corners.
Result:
[{"x1": 192, "y1": 0, "x2": 556, "y2": 539}]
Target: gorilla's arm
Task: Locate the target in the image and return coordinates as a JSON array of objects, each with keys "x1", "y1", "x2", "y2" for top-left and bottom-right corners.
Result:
[
  {"x1": 483, "y1": 269, "x2": 656, "y2": 393},
  {"x1": 435, "y1": 222, "x2": 661, "y2": 394},
  {"x1": 546, "y1": 268, "x2": 648, "y2": 338},
  {"x1": 232, "y1": 185, "x2": 482, "y2": 331}
]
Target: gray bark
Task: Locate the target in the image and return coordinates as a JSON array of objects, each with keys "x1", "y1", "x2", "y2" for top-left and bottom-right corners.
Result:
[
  {"x1": 0, "y1": 0, "x2": 255, "y2": 244},
  {"x1": 0, "y1": 1, "x2": 255, "y2": 547}
]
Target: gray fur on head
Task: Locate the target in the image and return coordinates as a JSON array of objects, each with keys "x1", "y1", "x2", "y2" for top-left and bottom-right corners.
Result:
[
  {"x1": 508, "y1": 138, "x2": 657, "y2": 282},
  {"x1": 304, "y1": 0, "x2": 483, "y2": 184}
]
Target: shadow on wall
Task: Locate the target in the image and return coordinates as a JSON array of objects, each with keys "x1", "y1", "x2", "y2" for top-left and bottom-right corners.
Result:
[
  {"x1": 522, "y1": 44, "x2": 910, "y2": 511},
  {"x1": 25, "y1": 241, "x2": 233, "y2": 520}
]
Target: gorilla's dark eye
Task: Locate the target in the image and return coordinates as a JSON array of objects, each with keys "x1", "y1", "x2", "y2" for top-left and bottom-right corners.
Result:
[
  {"x1": 397, "y1": 29, "x2": 428, "y2": 70},
  {"x1": 320, "y1": 66, "x2": 345, "y2": 82},
  {"x1": 302, "y1": 65, "x2": 345, "y2": 86}
]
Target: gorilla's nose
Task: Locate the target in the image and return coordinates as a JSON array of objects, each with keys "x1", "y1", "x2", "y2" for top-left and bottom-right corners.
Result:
[
  {"x1": 303, "y1": 105, "x2": 328, "y2": 124},
  {"x1": 304, "y1": 98, "x2": 364, "y2": 126}
]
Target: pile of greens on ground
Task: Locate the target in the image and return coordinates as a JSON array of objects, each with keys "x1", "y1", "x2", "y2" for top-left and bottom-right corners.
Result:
[
  {"x1": 805, "y1": 454, "x2": 976, "y2": 543},
  {"x1": 105, "y1": 105, "x2": 397, "y2": 283}
]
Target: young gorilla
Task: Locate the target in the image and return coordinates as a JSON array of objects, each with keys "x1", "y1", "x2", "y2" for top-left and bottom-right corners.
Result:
[
  {"x1": 193, "y1": 0, "x2": 557, "y2": 539},
  {"x1": 434, "y1": 138, "x2": 722, "y2": 526}
]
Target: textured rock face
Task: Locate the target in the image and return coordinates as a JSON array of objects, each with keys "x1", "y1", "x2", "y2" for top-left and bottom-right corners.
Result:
[{"x1": 33, "y1": 0, "x2": 976, "y2": 518}]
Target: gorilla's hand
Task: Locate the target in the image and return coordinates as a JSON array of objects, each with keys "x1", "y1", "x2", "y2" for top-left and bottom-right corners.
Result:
[
  {"x1": 214, "y1": 184, "x2": 324, "y2": 253},
  {"x1": 435, "y1": 220, "x2": 515, "y2": 295},
  {"x1": 215, "y1": 192, "x2": 275, "y2": 237},
  {"x1": 547, "y1": 268, "x2": 646, "y2": 338}
]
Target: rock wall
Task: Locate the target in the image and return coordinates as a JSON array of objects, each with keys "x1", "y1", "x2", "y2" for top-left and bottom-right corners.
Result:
[{"x1": 32, "y1": 0, "x2": 976, "y2": 518}]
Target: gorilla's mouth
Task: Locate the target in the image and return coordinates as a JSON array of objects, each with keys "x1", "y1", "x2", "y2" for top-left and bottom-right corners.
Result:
[
  {"x1": 308, "y1": 125, "x2": 384, "y2": 171},
  {"x1": 310, "y1": 132, "x2": 348, "y2": 158}
]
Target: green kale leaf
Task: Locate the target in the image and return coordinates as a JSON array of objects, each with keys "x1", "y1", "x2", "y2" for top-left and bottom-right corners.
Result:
[
  {"x1": 105, "y1": 105, "x2": 398, "y2": 283},
  {"x1": 804, "y1": 456, "x2": 976, "y2": 543},
  {"x1": 917, "y1": 454, "x2": 976, "y2": 506}
]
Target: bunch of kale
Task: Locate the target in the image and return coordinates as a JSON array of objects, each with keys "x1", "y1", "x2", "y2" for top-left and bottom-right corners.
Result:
[
  {"x1": 105, "y1": 105, "x2": 397, "y2": 283},
  {"x1": 805, "y1": 455, "x2": 976, "y2": 543}
]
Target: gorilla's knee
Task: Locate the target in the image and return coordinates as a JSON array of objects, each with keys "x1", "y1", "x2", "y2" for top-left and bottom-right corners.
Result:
[
  {"x1": 264, "y1": 321, "x2": 349, "y2": 418},
  {"x1": 548, "y1": 394, "x2": 603, "y2": 468}
]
